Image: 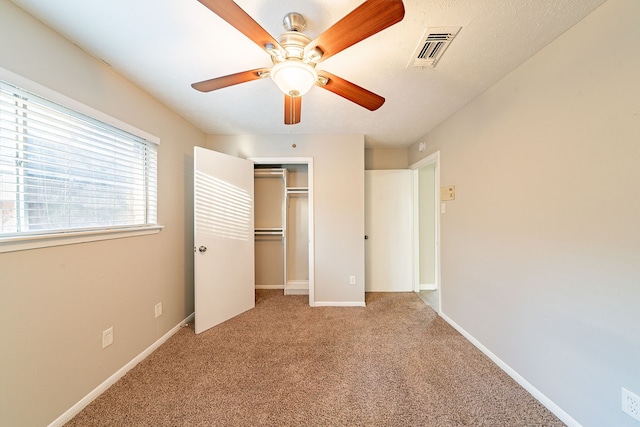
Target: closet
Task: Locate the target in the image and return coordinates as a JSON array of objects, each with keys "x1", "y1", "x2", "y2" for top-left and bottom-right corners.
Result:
[{"x1": 253, "y1": 161, "x2": 312, "y2": 296}]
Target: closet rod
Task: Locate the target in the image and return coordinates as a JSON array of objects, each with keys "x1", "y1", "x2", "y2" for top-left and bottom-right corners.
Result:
[
  {"x1": 254, "y1": 228, "x2": 284, "y2": 236},
  {"x1": 286, "y1": 187, "x2": 308, "y2": 194}
]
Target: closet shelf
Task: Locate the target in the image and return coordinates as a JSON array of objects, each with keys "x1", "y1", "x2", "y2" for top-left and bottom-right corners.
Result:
[{"x1": 254, "y1": 168, "x2": 286, "y2": 177}]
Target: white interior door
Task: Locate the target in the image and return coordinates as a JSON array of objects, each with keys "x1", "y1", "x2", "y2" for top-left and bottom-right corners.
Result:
[
  {"x1": 194, "y1": 147, "x2": 255, "y2": 334},
  {"x1": 365, "y1": 170, "x2": 413, "y2": 292}
]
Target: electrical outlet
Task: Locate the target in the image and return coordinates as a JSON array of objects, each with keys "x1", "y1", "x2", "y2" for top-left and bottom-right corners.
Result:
[
  {"x1": 102, "y1": 327, "x2": 113, "y2": 349},
  {"x1": 349, "y1": 275, "x2": 356, "y2": 285},
  {"x1": 622, "y1": 387, "x2": 640, "y2": 421},
  {"x1": 154, "y1": 302, "x2": 163, "y2": 318}
]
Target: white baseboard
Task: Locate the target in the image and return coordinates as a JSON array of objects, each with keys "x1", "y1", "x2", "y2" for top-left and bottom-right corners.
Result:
[
  {"x1": 314, "y1": 301, "x2": 366, "y2": 307},
  {"x1": 48, "y1": 313, "x2": 195, "y2": 427},
  {"x1": 439, "y1": 312, "x2": 581, "y2": 427},
  {"x1": 255, "y1": 285, "x2": 284, "y2": 290},
  {"x1": 419, "y1": 283, "x2": 437, "y2": 291},
  {"x1": 285, "y1": 280, "x2": 309, "y2": 295},
  {"x1": 286, "y1": 279, "x2": 309, "y2": 288},
  {"x1": 285, "y1": 288, "x2": 309, "y2": 295}
]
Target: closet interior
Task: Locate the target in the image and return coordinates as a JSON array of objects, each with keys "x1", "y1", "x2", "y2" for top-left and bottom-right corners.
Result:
[{"x1": 254, "y1": 163, "x2": 310, "y2": 295}]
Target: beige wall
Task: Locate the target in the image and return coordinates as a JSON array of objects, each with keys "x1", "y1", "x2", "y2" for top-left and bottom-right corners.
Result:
[
  {"x1": 409, "y1": 0, "x2": 640, "y2": 425},
  {"x1": 365, "y1": 147, "x2": 409, "y2": 170},
  {"x1": 0, "y1": 1, "x2": 204, "y2": 425},
  {"x1": 206, "y1": 135, "x2": 365, "y2": 304}
]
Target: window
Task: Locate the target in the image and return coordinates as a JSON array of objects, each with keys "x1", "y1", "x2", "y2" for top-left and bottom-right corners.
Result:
[{"x1": 0, "y1": 79, "x2": 158, "y2": 241}]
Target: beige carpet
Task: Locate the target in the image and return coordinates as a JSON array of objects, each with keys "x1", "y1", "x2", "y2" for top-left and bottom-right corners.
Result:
[{"x1": 66, "y1": 291, "x2": 564, "y2": 426}]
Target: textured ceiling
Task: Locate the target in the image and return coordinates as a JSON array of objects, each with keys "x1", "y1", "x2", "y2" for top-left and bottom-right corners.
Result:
[{"x1": 10, "y1": 0, "x2": 607, "y2": 147}]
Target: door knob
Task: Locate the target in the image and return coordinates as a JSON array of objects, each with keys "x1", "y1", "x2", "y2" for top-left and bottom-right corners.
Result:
[{"x1": 198, "y1": 246, "x2": 207, "y2": 253}]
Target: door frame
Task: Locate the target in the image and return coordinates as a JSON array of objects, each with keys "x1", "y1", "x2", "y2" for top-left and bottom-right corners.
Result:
[
  {"x1": 249, "y1": 157, "x2": 315, "y2": 307},
  {"x1": 410, "y1": 151, "x2": 441, "y2": 313}
]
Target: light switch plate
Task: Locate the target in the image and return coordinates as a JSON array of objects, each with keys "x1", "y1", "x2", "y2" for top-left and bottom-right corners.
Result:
[{"x1": 440, "y1": 186, "x2": 455, "y2": 201}]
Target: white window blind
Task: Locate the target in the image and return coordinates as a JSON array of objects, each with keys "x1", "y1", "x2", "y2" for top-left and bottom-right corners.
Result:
[{"x1": 0, "y1": 80, "x2": 157, "y2": 237}]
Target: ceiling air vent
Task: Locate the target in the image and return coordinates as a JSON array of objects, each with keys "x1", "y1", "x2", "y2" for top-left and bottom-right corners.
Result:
[{"x1": 409, "y1": 26, "x2": 461, "y2": 68}]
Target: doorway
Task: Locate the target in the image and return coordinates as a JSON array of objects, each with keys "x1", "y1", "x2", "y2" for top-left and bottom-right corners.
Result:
[
  {"x1": 364, "y1": 170, "x2": 413, "y2": 292},
  {"x1": 250, "y1": 157, "x2": 315, "y2": 307},
  {"x1": 410, "y1": 151, "x2": 440, "y2": 312}
]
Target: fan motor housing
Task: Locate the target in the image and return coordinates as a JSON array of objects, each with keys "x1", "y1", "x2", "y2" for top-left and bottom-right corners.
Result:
[{"x1": 278, "y1": 31, "x2": 311, "y2": 60}]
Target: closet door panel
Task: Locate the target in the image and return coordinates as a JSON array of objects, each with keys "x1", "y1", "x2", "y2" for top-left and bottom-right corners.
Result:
[
  {"x1": 365, "y1": 170, "x2": 413, "y2": 292},
  {"x1": 194, "y1": 147, "x2": 254, "y2": 334}
]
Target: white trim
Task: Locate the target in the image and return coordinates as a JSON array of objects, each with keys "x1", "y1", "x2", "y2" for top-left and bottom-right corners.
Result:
[
  {"x1": 412, "y1": 170, "x2": 420, "y2": 292},
  {"x1": 0, "y1": 226, "x2": 163, "y2": 253},
  {"x1": 314, "y1": 301, "x2": 366, "y2": 307},
  {"x1": 410, "y1": 151, "x2": 442, "y2": 313},
  {"x1": 419, "y1": 283, "x2": 438, "y2": 291},
  {"x1": 284, "y1": 288, "x2": 309, "y2": 295},
  {"x1": 0, "y1": 66, "x2": 159, "y2": 144},
  {"x1": 47, "y1": 313, "x2": 195, "y2": 427},
  {"x1": 434, "y1": 152, "x2": 441, "y2": 315},
  {"x1": 307, "y1": 159, "x2": 315, "y2": 307},
  {"x1": 439, "y1": 312, "x2": 582, "y2": 427},
  {"x1": 410, "y1": 151, "x2": 439, "y2": 170},
  {"x1": 248, "y1": 157, "x2": 310, "y2": 164}
]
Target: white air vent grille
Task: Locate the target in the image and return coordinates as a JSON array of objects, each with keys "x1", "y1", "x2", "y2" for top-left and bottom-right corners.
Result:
[{"x1": 409, "y1": 27, "x2": 461, "y2": 68}]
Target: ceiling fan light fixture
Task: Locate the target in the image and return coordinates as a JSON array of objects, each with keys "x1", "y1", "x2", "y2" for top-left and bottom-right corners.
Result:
[{"x1": 271, "y1": 60, "x2": 317, "y2": 97}]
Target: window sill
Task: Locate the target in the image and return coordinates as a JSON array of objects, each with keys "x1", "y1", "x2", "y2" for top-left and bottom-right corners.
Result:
[{"x1": 0, "y1": 226, "x2": 164, "y2": 254}]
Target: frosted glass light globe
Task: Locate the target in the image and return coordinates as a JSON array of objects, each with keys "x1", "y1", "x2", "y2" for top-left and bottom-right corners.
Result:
[{"x1": 271, "y1": 61, "x2": 317, "y2": 97}]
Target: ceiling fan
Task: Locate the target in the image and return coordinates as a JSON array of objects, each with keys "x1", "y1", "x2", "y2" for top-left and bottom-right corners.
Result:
[{"x1": 192, "y1": 0, "x2": 405, "y2": 125}]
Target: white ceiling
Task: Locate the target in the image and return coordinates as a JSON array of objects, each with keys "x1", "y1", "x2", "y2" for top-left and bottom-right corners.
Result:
[{"x1": 11, "y1": 0, "x2": 606, "y2": 147}]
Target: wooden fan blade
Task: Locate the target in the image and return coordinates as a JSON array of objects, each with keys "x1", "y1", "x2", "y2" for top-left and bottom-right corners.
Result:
[
  {"x1": 197, "y1": 0, "x2": 282, "y2": 53},
  {"x1": 284, "y1": 95, "x2": 301, "y2": 125},
  {"x1": 306, "y1": 0, "x2": 404, "y2": 62},
  {"x1": 192, "y1": 68, "x2": 269, "y2": 92},
  {"x1": 317, "y1": 71, "x2": 385, "y2": 111}
]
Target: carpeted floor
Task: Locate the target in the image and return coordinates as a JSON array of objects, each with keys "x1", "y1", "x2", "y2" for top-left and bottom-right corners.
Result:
[{"x1": 66, "y1": 291, "x2": 564, "y2": 426}]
